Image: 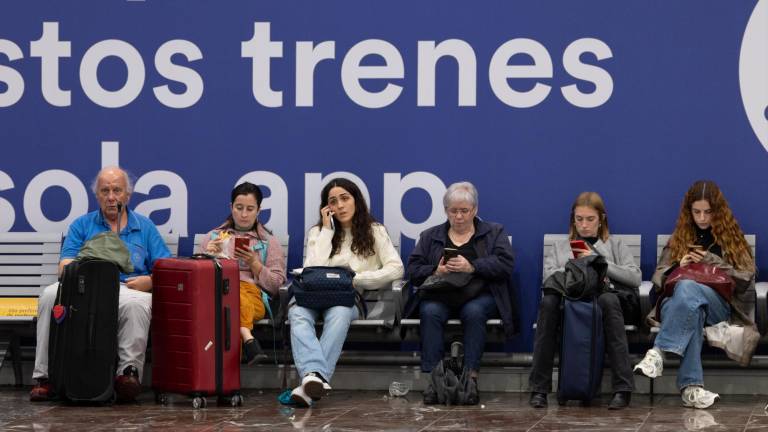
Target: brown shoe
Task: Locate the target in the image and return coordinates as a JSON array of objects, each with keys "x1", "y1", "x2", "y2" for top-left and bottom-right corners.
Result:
[
  {"x1": 114, "y1": 366, "x2": 141, "y2": 402},
  {"x1": 30, "y1": 379, "x2": 53, "y2": 402}
]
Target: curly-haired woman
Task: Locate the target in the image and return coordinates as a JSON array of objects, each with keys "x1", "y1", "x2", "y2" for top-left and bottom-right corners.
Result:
[{"x1": 634, "y1": 180, "x2": 757, "y2": 409}]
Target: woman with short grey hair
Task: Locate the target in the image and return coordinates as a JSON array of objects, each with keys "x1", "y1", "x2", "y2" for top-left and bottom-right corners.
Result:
[{"x1": 405, "y1": 181, "x2": 516, "y2": 405}]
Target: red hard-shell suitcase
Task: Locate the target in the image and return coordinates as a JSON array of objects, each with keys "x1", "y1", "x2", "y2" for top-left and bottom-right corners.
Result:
[{"x1": 151, "y1": 256, "x2": 242, "y2": 408}]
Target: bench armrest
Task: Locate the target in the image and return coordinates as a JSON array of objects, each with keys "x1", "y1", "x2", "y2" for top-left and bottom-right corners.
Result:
[
  {"x1": 756, "y1": 282, "x2": 768, "y2": 335},
  {"x1": 392, "y1": 279, "x2": 408, "y2": 326},
  {"x1": 639, "y1": 281, "x2": 654, "y2": 329}
]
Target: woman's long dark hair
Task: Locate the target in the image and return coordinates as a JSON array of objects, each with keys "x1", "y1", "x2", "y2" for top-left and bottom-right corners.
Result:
[
  {"x1": 222, "y1": 182, "x2": 265, "y2": 240},
  {"x1": 317, "y1": 178, "x2": 376, "y2": 258}
]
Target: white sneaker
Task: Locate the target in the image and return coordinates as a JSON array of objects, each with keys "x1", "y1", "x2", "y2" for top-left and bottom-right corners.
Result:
[
  {"x1": 322, "y1": 381, "x2": 332, "y2": 392},
  {"x1": 302, "y1": 373, "x2": 324, "y2": 401},
  {"x1": 634, "y1": 349, "x2": 663, "y2": 378},
  {"x1": 681, "y1": 386, "x2": 720, "y2": 409},
  {"x1": 290, "y1": 384, "x2": 312, "y2": 408}
]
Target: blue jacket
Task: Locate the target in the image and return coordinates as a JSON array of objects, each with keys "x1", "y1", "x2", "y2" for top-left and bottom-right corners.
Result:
[{"x1": 404, "y1": 218, "x2": 519, "y2": 338}]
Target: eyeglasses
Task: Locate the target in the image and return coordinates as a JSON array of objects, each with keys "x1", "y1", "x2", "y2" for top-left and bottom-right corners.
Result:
[{"x1": 446, "y1": 207, "x2": 473, "y2": 216}]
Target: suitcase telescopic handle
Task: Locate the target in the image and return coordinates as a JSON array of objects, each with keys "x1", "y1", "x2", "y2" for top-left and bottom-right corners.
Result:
[
  {"x1": 191, "y1": 253, "x2": 215, "y2": 260},
  {"x1": 224, "y1": 307, "x2": 231, "y2": 351}
]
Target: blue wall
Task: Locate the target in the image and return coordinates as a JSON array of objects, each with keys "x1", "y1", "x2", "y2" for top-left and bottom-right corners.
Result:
[{"x1": 1, "y1": 1, "x2": 766, "y2": 351}]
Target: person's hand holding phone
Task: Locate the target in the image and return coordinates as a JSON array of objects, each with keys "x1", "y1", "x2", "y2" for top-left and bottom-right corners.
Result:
[
  {"x1": 233, "y1": 238, "x2": 262, "y2": 272},
  {"x1": 681, "y1": 244, "x2": 706, "y2": 266},
  {"x1": 445, "y1": 254, "x2": 474, "y2": 273},
  {"x1": 320, "y1": 205, "x2": 335, "y2": 230},
  {"x1": 570, "y1": 240, "x2": 592, "y2": 259},
  {"x1": 435, "y1": 257, "x2": 449, "y2": 275}
]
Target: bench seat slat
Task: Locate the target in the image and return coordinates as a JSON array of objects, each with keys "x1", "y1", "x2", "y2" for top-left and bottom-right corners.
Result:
[
  {"x1": 0, "y1": 254, "x2": 60, "y2": 264},
  {"x1": 0, "y1": 276, "x2": 58, "y2": 285},
  {"x1": 0, "y1": 243, "x2": 61, "y2": 253}
]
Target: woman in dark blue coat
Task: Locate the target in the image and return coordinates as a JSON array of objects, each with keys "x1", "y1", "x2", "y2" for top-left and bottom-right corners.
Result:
[{"x1": 405, "y1": 181, "x2": 516, "y2": 405}]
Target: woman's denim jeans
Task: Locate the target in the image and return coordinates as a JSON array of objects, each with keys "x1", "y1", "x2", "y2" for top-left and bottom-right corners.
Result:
[
  {"x1": 288, "y1": 303, "x2": 358, "y2": 382},
  {"x1": 655, "y1": 279, "x2": 730, "y2": 390}
]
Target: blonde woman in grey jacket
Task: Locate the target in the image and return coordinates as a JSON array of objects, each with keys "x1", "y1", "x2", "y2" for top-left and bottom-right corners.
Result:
[{"x1": 529, "y1": 192, "x2": 640, "y2": 410}]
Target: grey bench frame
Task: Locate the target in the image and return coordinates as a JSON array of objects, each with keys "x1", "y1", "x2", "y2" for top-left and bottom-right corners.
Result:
[{"x1": 0, "y1": 233, "x2": 64, "y2": 386}]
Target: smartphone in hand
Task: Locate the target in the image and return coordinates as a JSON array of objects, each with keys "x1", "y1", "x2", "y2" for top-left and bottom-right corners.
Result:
[
  {"x1": 569, "y1": 239, "x2": 589, "y2": 259},
  {"x1": 443, "y1": 247, "x2": 460, "y2": 262},
  {"x1": 234, "y1": 237, "x2": 250, "y2": 252}
]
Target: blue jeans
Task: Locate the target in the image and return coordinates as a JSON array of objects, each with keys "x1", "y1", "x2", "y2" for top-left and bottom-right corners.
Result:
[
  {"x1": 419, "y1": 293, "x2": 499, "y2": 372},
  {"x1": 288, "y1": 303, "x2": 358, "y2": 382},
  {"x1": 654, "y1": 279, "x2": 730, "y2": 390}
]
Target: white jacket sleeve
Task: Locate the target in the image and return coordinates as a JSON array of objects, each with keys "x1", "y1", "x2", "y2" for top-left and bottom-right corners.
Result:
[
  {"x1": 353, "y1": 225, "x2": 405, "y2": 291},
  {"x1": 303, "y1": 226, "x2": 334, "y2": 267}
]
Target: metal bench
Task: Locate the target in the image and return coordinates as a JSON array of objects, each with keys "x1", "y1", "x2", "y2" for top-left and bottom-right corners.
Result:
[{"x1": 0, "y1": 232, "x2": 63, "y2": 386}]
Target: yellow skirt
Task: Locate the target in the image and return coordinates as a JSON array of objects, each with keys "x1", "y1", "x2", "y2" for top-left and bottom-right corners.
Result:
[{"x1": 240, "y1": 280, "x2": 265, "y2": 330}]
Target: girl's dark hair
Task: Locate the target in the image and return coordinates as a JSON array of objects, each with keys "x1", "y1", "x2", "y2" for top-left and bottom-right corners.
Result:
[
  {"x1": 222, "y1": 182, "x2": 265, "y2": 239},
  {"x1": 317, "y1": 178, "x2": 376, "y2": 258}
]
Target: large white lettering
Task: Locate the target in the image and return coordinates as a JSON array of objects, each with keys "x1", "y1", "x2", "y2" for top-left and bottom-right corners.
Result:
[
  {"x1": 0, "y1": 171, "x2": 15, "y2": 231},
  {"x1": 383, "y1": 172, "x2": 446, "y2": 241},
  {"x1": 0, "y1": 40, "x2": 24, "y2": 107},
  {"x1": 133, "y1": 171, "x2": 189, "y2": 236},
  {"x1": 153, "y1": 40, "x2": 204, "y2": 109},
  {"x1": 23, "y1": 170, "x2": 88, "y2": 234},
  {"x1": 29, "y1": 22, "x2": 71, "y2": 107}
]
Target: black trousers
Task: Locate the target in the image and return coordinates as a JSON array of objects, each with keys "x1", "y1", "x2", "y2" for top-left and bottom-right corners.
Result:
[{"x1": 528, "y1": 292, "x2": 635, "y2": 394}]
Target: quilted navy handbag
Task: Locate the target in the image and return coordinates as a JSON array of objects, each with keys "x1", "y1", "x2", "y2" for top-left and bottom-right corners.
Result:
[{"x1": 290, "y1": 266, "x2": 357, "y2": 310}]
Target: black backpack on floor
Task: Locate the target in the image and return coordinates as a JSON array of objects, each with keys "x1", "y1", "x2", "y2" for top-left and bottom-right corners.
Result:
[{"x1": 429, "y1": 356, "x2": 473, "y2": 405}]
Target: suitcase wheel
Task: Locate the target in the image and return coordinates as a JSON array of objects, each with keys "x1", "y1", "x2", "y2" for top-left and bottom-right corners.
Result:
[
  {"x1": 155, "y1": 392, "x2": 169, "y2": 405},
  {"x1": 557, "y1": 397, "x2": 567, "y2": 406},
  {"x1": 192, "y1": 396, "x2": 207, "y2": 409},
  {"x1": 230, "y1": 394, "x2": 244, "y2": 407}
]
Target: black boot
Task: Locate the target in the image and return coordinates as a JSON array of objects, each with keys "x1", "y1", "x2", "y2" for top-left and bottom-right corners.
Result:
[
  {"x1": 608, "y1": 391, "x2": 631, "y2": 410},
  {"x1": 529, "y1": 392, "x2": 548, "y2": 408},
  {"x1": 243, "y1": 339, "x2": 263, "y2": 365}
]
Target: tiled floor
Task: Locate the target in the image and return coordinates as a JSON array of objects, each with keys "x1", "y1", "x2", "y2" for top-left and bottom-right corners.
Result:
[{"x1": 1, "y1": 388, "x2": 767, "y2": 431}]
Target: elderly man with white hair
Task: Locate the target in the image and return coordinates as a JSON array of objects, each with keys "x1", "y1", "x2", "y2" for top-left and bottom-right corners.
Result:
[{"x1": 30, "y1": 166, "x2": 170, "y2": 403}]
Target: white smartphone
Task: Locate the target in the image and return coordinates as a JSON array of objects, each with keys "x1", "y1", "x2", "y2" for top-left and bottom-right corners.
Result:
[{"x1": 329, "y1": 211, "x2": 335, "y2": 230}]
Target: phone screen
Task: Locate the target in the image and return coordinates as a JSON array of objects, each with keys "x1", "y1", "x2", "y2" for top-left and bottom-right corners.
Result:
[
  {"x1": 569, "y1": 240, "x2": 588, "y2": 258},
  {"x1": 234, "y1": 237, "x2": 249, "y2": 252},
  {"x1": 443, "y1": 247, "x2": 460, "y2": 261}
]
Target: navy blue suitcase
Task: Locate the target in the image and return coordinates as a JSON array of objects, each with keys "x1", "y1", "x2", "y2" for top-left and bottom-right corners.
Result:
[{"x1": 557, "y1": 298, "x2": 604, "y2": 405}]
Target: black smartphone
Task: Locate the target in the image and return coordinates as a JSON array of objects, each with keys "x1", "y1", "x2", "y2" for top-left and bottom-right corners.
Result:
[{"x1": 443, "y1": 247, "x2": 460, "y2": 261}]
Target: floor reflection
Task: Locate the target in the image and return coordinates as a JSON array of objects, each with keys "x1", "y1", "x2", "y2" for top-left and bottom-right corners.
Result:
[{"x1": 0, "y1": 388, "x2": 764, "y2": 432}]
